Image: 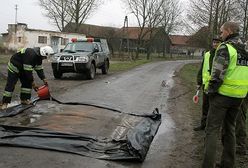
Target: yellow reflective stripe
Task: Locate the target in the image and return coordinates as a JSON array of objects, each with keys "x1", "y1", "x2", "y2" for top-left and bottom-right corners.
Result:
[
  {"x1": 8, "y1": 66, "x2": 14, "y2": 73},
  {"x1": 18, "y1": 48, "x2": 26, "y2": 54},
  {"x1": 223, "y1": 79, "x2": 248, "y2": 86},
  {"x1": 3, "y1": 91, "x2": 12, "y2": 97},
  {"x1": 23, "y1": 64, "x2": 33, "y2": 71},
  {"x1": 8, "y1": 62, "x2": 19, "y2": 73},
  {"x1": 219, "y1": 85, "x2": 247, "y2": 98},
  {"x1": 34, "y1": 65, "x2": 43, "y2": 70},
  {"x1": 21, "y1": 88, "x2": 32, "y2": 94},
  {"x1": 202, "y1": 74, "x2": 211, "y2": 85}
]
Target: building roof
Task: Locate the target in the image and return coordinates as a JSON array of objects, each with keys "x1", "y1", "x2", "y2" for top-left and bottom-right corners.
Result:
[
  {"x1": 187, "y1": 26, "x2": 210, "y2": 48},
  {"x1": 169, "y1": 35, "x2": 191, "y2": 46},
  {"x1": 63, "y1": 23, "x2": 119, "y2": 38},
  {"x1": 1, "y1": 23, "x2": 86, "y2": 37},
  {"x1": 117, "y1": 27, "x2": 166, "y2": 40},
  {"x1": 118, "y1": 27, "x2": 151, "y2": 40}
]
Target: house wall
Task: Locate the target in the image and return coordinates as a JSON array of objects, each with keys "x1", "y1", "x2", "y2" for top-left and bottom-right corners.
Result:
[
  {"x1": 170, "y1": 45, "x2": 205, "y2": 57},
  {"x1": 3, "y1": 24, "x2": 86, "y2": 53}
]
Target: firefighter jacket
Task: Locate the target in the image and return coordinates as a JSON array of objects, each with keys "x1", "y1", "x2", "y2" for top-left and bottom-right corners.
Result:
[
  {"x1": 207, "y1": 33, "x2": 248, "y2": 98},
  {"x1": 8, "y1": 47, "x2": 45, "y2": 82}
]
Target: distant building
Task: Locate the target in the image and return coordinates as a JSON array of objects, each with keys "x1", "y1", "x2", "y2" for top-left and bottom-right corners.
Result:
[
  {"x1": 169, "y1": 35, "x2": 205, "y2": 57},
  {"x1": 115, "y1": 27, "x2": 171, "y2": 54},
  {"x1": 63, "y1": 23, "x2": 171, "y2": 54},
  {"x1": 63, "y1": 23, "x2": 118, "y2": 53},
  {"x1": 2, "y1": 23, "x2": 86, "y2": 53}
]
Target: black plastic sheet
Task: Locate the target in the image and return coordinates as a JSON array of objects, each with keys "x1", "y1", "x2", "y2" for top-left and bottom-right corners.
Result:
[
  {"x1": 0, "y1": 109, "x2": 161, "y2": 161},
  {"x1": 0, "y1": 104, "x2": 33, "y2": 118}
]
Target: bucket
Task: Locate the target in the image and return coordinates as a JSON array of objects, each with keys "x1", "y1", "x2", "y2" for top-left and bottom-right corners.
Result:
[{"x1": 37, "y1": 85, "x2": 50, "y2": 100}]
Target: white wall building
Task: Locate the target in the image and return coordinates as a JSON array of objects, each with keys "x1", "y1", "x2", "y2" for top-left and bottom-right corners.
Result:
[{"x1": 2, "y1": 23, "x2": 86, "y2": 53}]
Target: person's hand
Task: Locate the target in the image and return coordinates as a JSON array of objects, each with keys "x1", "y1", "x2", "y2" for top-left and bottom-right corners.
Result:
[
  {"x1": 32, "y1": 82, "x2": 39, "y2": 91},
  {"x1": 196, "y1": 85, "x2": 201, "y2": 90},
  {"x1": 43, "y1": 79, "x2": 48, "y2": 86}
]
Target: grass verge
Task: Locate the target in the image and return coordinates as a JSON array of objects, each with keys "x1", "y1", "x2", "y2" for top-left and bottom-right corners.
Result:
[{"x1": 109, "y1": 59, "x2": 152, "y2": 72}]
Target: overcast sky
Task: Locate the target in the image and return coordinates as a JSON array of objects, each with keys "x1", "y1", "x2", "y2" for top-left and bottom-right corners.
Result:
[{"x1": 0, "y1": 0, "x2": 188, "y2": 34}]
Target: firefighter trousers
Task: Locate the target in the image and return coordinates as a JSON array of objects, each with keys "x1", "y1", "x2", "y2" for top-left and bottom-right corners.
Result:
[{"x1": 2, "y1": 70, "x2": 32, "y2": 104}]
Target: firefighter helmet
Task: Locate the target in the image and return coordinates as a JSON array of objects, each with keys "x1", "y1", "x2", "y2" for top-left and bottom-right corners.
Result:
[{"x1": 40, "y1": 46, "x2": 54, "y2": 57}]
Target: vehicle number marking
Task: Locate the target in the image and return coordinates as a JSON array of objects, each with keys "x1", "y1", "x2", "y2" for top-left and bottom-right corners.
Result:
[{"x1": 61, "y1": 63, "x2": 73, "y2": 66}]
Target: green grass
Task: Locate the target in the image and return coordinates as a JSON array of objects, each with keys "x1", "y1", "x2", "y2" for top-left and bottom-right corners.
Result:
[
  {"x1": 178, "y1": 63, "x2": 201, "y2": 88},
  {"x1": 109, "y1": 59, "x2": 152, "y2": 72}
]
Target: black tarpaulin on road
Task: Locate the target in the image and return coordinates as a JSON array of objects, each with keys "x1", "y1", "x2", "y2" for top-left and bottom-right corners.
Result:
[
  {"x1": 0, "y1": 96, "x2": 158, "y2": 118},
  {"x1": 0, "y1": 109, "x2": 161, "y2": 162},
  {"x1": 0, "y1": 103, "x2": 33, "y2": 118}
]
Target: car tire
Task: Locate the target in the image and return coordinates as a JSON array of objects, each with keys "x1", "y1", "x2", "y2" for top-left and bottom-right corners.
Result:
[
  {"x1": 101, "y1": 59, "x2": 109, "y2": 75},
  {"x1": 87, "y1": 63, "x2": 96, "y2": 79},
  {"x1": 53, "y1": 69, "x2": 62, "y2": 79}
]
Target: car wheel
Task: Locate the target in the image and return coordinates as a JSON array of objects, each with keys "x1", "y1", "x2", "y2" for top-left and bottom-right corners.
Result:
[
  {"x1": 101, "y1": 60, "x2": 109, "y2": 74},
  {"x1": 87, "y1": 63, "x2": 96, "y2": 79},
  {"x1": 53, "y1": 70, "x2": 62, "y2": 79}
]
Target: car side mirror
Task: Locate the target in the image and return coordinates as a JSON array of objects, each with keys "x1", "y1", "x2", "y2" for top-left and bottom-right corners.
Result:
[{"x1": 93, "y1": 48, "x2": 99, "y2": 53}]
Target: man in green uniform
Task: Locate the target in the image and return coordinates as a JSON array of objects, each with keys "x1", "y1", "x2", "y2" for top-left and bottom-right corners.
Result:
[
  {"x1": 202, "y1": 22, "x2": 248, "y2": 168},
  {"x1": 194, "y1": 37, "x2": 222, "y2": 131}
]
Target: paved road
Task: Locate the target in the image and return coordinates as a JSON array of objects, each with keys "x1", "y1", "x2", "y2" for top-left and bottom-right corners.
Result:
[{"x1": 0, "y1": 60, "x2": 197, "y2": 168}]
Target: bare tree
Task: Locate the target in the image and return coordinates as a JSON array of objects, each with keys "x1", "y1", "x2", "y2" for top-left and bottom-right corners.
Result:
[
  {"x1": 39, "y1": 0, "x2": 71, "y2": 31},
  {"x1": 39, "y1": 0, "x2": 102, "y2": 32},
  {"x1": 67, "y1": 0, "x2": 101, "y2": 32},
  {"x1": 237, "y1": 0, "x2": 248, "y2": 39},
  {"x1": 160, "y1": 0, "x2": 183, "y2": 34},
  {"x1": 187, "y1": 0, "x2": 239, "y2": 48},
  {"x1": 123, "y1": 0, "x2": 165, "y2": 59}
]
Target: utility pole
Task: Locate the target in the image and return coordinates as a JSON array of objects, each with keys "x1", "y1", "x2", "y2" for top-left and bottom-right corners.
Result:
[
  {"x1": 119, "y1": 16, "x2": 131, "y2": 60},
  {"x1": 124, "y1": 16, "x2": 131, "y2": 60},
  {"x1": 14, "y1": 4, "x2": 18, "y2": 45},
  {"x1": 15, "y1": 4, "x2": 18, "y2": 24}
]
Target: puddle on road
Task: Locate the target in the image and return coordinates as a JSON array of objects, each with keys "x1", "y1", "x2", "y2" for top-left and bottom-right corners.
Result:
[
  {"x1": 155, "y1": 77, "x2": 176, "y2": 139},
  {"x1": 18, "y1": 101, "x2": 62, "y2": 126}
]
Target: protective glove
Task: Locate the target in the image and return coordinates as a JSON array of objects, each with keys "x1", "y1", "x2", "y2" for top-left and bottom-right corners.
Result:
[
  {"x1": 43, "y1": 78, "x2": 48, "y2": 86},
  {"x1": 32, "y1": 82, "x2": 39, "y2": 91}
]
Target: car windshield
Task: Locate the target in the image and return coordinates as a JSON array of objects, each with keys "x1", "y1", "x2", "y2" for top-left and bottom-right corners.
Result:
[{"x1": 63, "y1": 42, "x2": 93, "y2": 52}]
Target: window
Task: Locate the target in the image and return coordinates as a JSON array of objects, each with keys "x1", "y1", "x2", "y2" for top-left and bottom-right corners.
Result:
[
  {"x1": 61, "y1": 38, "x2": 69, "y2": 45},
  {"x1": 96, "y1": 43, "x2": 103, "y2": 52},
  {"x1": 18, "y1": 37, "x2": 22, "y2": 43},
  {"x1": 38, "y1": 36, "x2": 47, "y2": 44}
]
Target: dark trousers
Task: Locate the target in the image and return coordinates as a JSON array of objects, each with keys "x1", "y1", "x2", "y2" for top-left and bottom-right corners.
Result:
[
  {"x1": 202, "y1": 94, "x2": 243, "y2": 168},
  {"x1": 201, "y1": 92, "x2": 209, "y2": 127},
  {"x1": 2, "y1": 70, "x2": 32, "y2": 103},
  {"x1": 236, "y1": 96, "x2": 248, "y2": 151}
]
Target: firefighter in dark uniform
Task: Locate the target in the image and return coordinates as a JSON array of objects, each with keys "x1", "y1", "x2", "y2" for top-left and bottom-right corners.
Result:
[
  {"x1": 0, "y1": 46, "x2": 54, "y2": 110},
  {"x1": 194, "y1": 37, "x2": 222, "y2": 131},
  {"x1": 202, "y1": 22, "x2": 248, "y2": 168}
]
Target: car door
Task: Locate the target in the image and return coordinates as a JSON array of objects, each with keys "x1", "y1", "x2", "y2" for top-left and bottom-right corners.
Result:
[{"x1": 97, "y1": 43, "x2": 105, "y2": 65}]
